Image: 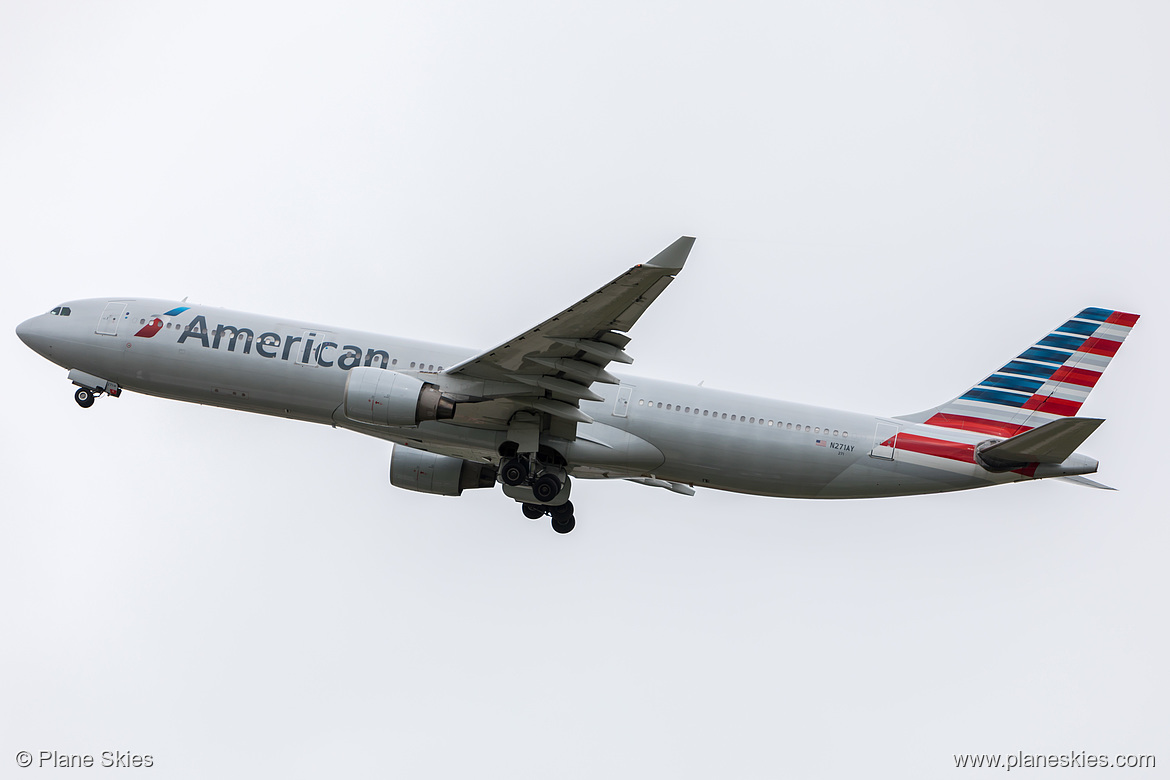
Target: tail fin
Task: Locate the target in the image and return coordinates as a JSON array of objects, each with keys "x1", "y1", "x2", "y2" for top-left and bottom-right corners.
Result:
[{"x1": 903, "y1": 308, "x2": 1140, "y2": 437}]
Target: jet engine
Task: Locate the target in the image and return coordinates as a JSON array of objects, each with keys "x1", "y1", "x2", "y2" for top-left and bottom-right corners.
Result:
[
  {"x1": 343, "y1": 367, "x2": 456, "y2": 427},
  {"x1": 389, "y1": 446, "x2": 497, "y2": 496}
]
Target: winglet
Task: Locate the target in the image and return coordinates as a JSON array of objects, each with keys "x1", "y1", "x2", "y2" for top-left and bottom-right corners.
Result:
[{"x1": 644, "y1": 236, "x2": 695, "y2": 270}]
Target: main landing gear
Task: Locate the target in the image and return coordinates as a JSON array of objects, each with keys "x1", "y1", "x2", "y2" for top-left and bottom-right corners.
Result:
[
  {"x1": 521, "y1": 501, "x2": 576, "y2": 534},
  {"x1": 500, "y1": 448, "x2": 576, "y2": 533}
]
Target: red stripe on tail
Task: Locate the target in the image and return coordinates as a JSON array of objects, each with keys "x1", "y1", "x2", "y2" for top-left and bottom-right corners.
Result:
[
  {"x1": 1048, "y1": 365, "x2": 1102, "y2": 388},
  {"x1": 894, "y1": 434, "x2": 976, "y2": 463},
  {"x1": 924, "y1": 413, "x2": 1029, "y2": 438},
  {"x1": 1022, "y1": 395, "x2": 1082, "y2": 416},
  {"x1": 1105, "y1": 311, "x2": 1140, "y2": 327},
  {"x1": 1079, "y1": 337, "x2": 1122, "y2": 357}
]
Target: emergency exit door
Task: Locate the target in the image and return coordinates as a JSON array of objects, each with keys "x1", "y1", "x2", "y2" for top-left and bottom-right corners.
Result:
[{"x1": 613, "y1": 385, "x2": 633, "y2": 417}]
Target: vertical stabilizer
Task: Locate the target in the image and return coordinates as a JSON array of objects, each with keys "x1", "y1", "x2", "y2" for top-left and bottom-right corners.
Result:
[{"x1": 905, "y1": 308, "x2": 1139, "y2": 437}]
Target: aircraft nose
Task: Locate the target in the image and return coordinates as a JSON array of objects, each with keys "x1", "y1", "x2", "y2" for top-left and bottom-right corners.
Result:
[{"x1": 16, "y1": 316, "x2": 47, "y2": 355}]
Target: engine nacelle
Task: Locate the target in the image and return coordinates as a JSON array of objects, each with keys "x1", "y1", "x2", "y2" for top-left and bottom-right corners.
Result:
[
  {"x1": 389, "y1": 447, "x2": 497, "y2": 496},
  {"x1": 343, "y1": 367, "x2": 456, "y2": 427}
]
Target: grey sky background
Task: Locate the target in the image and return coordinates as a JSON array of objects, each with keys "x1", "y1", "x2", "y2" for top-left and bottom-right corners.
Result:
[{"x1": 2, "y1": 2, "x2": 1166, "y2": 777}]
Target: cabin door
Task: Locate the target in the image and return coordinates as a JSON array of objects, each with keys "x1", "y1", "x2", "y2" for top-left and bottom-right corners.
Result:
[
  {"x1": 870, "y1": 421, "x2": 900, "y2": 460},
  {"x1": 95, "y1": 302, "x2": 127, "y2": 336}
]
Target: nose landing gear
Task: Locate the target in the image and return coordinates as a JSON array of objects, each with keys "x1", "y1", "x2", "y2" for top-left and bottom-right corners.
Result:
[
  {"x1": 68, "y1": 370, "x2": 119, "y2": 409},
  {"x1": 74, "y1": 387, "x2": 95, "y2": 408}
]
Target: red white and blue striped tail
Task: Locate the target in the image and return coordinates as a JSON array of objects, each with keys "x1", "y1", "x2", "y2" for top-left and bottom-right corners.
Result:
[{"x1": 919, "y1": 308, "x2": 1140, "y2": 438}]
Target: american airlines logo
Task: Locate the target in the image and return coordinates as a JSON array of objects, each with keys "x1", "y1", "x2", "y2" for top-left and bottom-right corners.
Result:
[
  {"x1": 133, "y1": 306, "x2": 190, "y2": 339},
  {"x1": 175, "y1": 313, "x2": 398, "y2": 370}
]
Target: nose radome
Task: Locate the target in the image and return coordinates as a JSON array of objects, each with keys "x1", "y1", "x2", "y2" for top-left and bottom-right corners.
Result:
[
  {"x1": 16, "y1": 316, "x2": 47, "y2": 354},
  {"x1": 15, "y1": 317, "x2": 35, "y2": 347}
]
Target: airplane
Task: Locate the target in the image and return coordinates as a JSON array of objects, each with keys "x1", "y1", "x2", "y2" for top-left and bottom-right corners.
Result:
[{"x1": 15, "y1": 237, "x2": 1139, "y2": 534}]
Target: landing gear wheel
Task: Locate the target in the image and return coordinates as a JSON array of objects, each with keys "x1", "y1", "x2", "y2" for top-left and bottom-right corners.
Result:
[
  {"x1": 500, "y1": 457, "x2": 529, "y2": 486},
  {"x1": 74, "y1": 387, "x2": 95, "y2": 408},
  {"x1": 550, "y1": 501, "x2": 575, "y2": 534},
  {"x1": 532, "y1": 473, "x2": 562, "y2": 503},
  {"x1": 521, "y1": 503, "x2": 545, "y2": 520}
]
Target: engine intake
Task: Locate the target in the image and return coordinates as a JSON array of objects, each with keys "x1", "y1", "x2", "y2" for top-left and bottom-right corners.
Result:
[
  {"x1": 344, "y1": 367, "x2": 456, "y2": 427},
  {"x1": 389, "y1": 447, "x2": 497, "y2": 496}
]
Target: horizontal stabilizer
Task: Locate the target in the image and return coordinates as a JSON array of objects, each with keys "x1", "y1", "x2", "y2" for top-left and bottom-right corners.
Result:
[
  {"x1": 1056, "y1": 475, "x2": 1117, "y2": 491},
  {"x1": 980, "y1": 417, "x2": 1104, "y2": 465}
]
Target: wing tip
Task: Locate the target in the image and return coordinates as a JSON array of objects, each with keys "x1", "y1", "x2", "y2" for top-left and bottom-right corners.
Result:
[{"x1": 644, "y1": 236, "x2": 696, "y2": 270}]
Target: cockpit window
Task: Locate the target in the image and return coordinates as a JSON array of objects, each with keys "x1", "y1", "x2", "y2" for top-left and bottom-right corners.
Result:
[
  {"x1": 49, "y1": 306, "x2": 71, "y2": 316},
  {"x1": 50, "y1": 307, "x2": 61, "y2": 315}
]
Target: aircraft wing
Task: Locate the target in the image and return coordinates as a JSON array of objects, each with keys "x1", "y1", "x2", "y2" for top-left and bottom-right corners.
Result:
[{"x1": 444, "y1": 236, "x2": 694, "y2": 434}]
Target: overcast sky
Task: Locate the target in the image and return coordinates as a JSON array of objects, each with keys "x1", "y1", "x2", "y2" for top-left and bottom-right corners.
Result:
[{"x1": 2, "y1": 2, "x2": 1167, "y2": 777}]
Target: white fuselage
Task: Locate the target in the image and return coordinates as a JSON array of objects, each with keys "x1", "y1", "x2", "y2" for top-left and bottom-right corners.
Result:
[{"x1": 17, "y1": 297, "x2": 1079, "y2": 500}]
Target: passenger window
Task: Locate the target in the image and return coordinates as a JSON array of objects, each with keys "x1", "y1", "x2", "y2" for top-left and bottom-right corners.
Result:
[
  {"x1": 703, "y1": 410, "x2": 708, "y2": 416},
  {"x1": 833, "y1": 430, "x2": 839, "y2": 436},
  {"x1": 759, "y1": 418, "x2": 765, "y2": 425},
  {"x1": 843, "y1": 431, "x2": 848, "y2": 438},
  {"x1": 657, "y1": 402, "x2": 663, "y2": 409},
  {"x1": 410, "y1": 362, "x2": 416, "y2": 368},
  {"x1": 749, "y1": 417, "x2": 755, "y2": 424},
  {"x1": 428, "y1": 364, "x2": 434, "y2": 371},
  {"x1": 685, "y1": 407, "x2": 690, "y2": 413},
  {"x1": 140, "y1": 319, "x2": 146, "y2": 324},
  {"x1": 392, "y1": 359, "x2": 398, "y2": 365},
  {"x1": 667, "y1": 404, "x2": 672, "y2": 411},
  {"x1": 721, "y1": 413, "x2": 727, "y2": 420}
]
